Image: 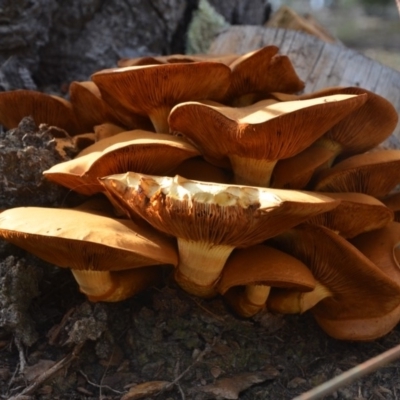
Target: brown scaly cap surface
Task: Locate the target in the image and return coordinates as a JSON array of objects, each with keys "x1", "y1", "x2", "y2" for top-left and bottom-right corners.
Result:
[
  {"x1": 312, "y1": 150, "x2": 400, "y2": 197},
  {"x1": 0, "y1": 89, "x2": 80, "y2": 135},
  {"x1": 91, "y1": 62, "x2": 231, "y2": 133},
  {"x1": 43, "y1": 130, "x2": 200, "y2": 196}
]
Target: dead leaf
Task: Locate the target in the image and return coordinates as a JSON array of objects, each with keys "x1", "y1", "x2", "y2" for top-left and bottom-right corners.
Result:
[
  {"x1": 196, "y1": 366, "x2": 280, "y2": 399},
  {"x1": 121, "y1": 380, "x2": 171, "y2": 400}
]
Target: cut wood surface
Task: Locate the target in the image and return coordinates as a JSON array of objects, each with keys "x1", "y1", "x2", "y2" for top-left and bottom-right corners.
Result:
[{"x1": 210, "y1": 26, "x2": 400, "y2": 145}]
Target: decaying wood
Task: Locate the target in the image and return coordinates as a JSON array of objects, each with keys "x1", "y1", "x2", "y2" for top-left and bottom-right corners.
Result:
[{"x1": 210, "y1": 26, "x2": 400, "y2": 142}]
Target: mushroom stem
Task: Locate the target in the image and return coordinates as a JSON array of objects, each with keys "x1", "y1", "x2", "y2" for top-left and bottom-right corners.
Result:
[
  {"x1": 268, "y1": 281, "x2": 332, "y2": 314},
  {"x1": 314, "y1": 137, "x2": 343, "y2": 169},
  {"x1": 224, "y1": 285, "x2": 271, "y2": 317},
  {"x1": 72, "y1": 267, "x2": 162, "y2": 302},
  {"x1": 175, "y1": 238, "x2": 234, "y2": 297},
  {"x1": 229, "y1": 155, "x2": 277, "y2": 187},
  {"x1": 149, "y1": 106, "x2": 172, "y2": 133},
  {"x1": 71, "y1": 270, "x2": 116, "y2": 300},
  {"x1": 245, "y1": 284, "x2": 271, "y2": 307}
]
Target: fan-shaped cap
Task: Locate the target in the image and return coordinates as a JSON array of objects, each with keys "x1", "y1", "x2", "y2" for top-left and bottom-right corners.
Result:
[
  {"x1": 272, "y1": 86, "x2": 399, "y2": 163},
  {"x1": 306, "y1": 192, "x2": 394, "y2": 238},
  {"x1": 0, "y1": 89, "x2": 80, "y2": 135},
  {"x1": 169, "y1": 94, "x2": 367, "y2": 186},
  {"x1": 312, "y1": 150, "x2": 400, "y2": 197},
  {"x1": 0, "y1": 205, "x2": 178, "y2": 271},
  {"x1": 267, "y1": 224, "x2": 400, "y2": 320},
  {"x1": 100, "y1": 172, "x2": 338, "y2": 296},
  {"x1": 92, "y1": 62, "x2": 232, "y2": 133},
  {"x1": 43, "y1": 130, "x2": 200, "y2": 196},
  {"x1": 100, "y1": 172, "x2": 340, "y2": 248},
  {"x1": 225, "y1": 45, "x2": 305, "y2": 106}
]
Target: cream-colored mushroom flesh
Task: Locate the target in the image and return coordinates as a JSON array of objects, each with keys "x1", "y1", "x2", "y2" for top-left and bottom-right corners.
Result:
[
  {"x1": 100, "y1": 172, "x2": 339, "y2": 296},
  {"x1": 267, "y1": 224, "x2": 400, "y2": 319},
  {"x1": 168, "y1": 93, "x2": 367, "y2": 186},
  {"x1": 43, "y1": 130, "x2": 200, "y2": 196},
  {"x1": 313, "y1": 150, "x2": 400, "y2": 197},
  {"x1": 92, "y1": 62, "x2": 231, "y2": 133},
  {"x1": 0, "y1": 206, "x2": 178, "y2": 301},
  {"x1": 306, "y1": 192, "x2": 394, "y2": 238},
  {"x1": 218, "y1": 244, "x2": 316, "y2": 317},
  {"x1": 0, "y1": 89, "x2": 80, "y2": 135}
]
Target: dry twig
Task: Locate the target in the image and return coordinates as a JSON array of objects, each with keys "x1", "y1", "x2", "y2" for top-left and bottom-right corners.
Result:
[{"x1": 293, "y1": 343, "x2": 400, "y2": 400}]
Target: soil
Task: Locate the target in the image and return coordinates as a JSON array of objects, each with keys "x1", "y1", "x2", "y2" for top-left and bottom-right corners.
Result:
[{"x1": 1, "y1": 246, "x2": 400, "y2": 400}]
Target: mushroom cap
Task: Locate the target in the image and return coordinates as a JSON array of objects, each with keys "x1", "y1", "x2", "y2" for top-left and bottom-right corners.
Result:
[
  {"x1": 306, "y1": 192, "x2": 394, "y2": 238},
  {"x1": 312, "y1": 150, "x2": 400, "y2": 197},
  {"x1": 168, "y1": 94, "x2": 367, "y2": 169},
  {"x1": 271, "y1": 140, "x2": 338, "y2": 189},
  {"x1": 268, "y1": 224, "x2": 400, "y2": 319},
  {"x1": 100, "y1": 172, "x2": 340, "y2": 248},
  {"x1": 0, "y1": 89, "x2": 80, "y2": 135},
  {"x1": 0, "y1": 205, "x2": 178, "y2": 271},
  {"x1": 43, "y1": 130, "x2": 200, "y2": 196},
  {"x1": 69, "y1": 81, "x2": 153, "y2": 132},
  {"x1": 118, "y1": 53, "x2": 239, "y2": 67},
  {"x1": 217, "y1": 244, "x2": 316, "y2": 295},
  {"x1": 91, "y1": 62, "x2": 232, "y2": 117},
  {"x1": 316, "y1": 222, "x2": 400, "y2": 340},
  {"x1": 225, "y1": 46, "x2": 305, "y2": 103},
  {"x1": 272, "y1": 86, "x2": 399, "y2": 158}
]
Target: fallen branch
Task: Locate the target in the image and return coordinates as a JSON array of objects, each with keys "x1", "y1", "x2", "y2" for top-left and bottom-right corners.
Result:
[{"x1": 293, "y1": 343, "x2": 400, "y2": 400}]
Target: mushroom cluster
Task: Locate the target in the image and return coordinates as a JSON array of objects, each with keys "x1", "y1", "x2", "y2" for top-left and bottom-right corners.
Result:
[{"x1": 0, "y1": 45, "x2": 400, "y2": 341}]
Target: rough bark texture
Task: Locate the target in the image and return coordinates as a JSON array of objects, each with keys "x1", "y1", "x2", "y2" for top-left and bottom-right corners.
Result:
[{"x1": 0, "y1": 0, "x2": 271, "y2": 90}]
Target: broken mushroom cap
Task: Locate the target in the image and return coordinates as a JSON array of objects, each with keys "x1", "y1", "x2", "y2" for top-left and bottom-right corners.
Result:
[
  {"x1": 91, "y1": 62, "x2": 232, "y2": 133},
  {"x1": 312, "y1": 150, "x2": 400, "y2": 197},
  {"x1": 100, "y1": 172, "x2": 339, "y2": 297},
  {"x1": 0, "y1": 89, "x2": 80, "y2": 135},
  {"x1": 225, "y1": 45, "x2": 305, "y2": 106},
  {"x1": 218, "y1": 244, "x2": 316, "y2": 317},
  {"x1": 169, "y1": 93, "x2": 367, "y2": 186},
  {"x1": 43, "y1": 130, "x2": 200, "y2": 196},
  {"x1": 0, "y1": 203, "x2": 178, "y2": 302},
  {"x1": 267, "y1": 224, "x2": 400, "y2": 322},
  {"x1": 306, "y1": 192, "x2": 394, "y2": 238}
]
